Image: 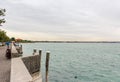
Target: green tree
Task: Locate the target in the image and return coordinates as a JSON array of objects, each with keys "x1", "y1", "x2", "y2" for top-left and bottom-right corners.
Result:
[
  {"x1": 0, "y1": 8, "x2": 6, "y2": 26},
  {"x1": 11, "y1": 37, "x2": 15, "y2": 41},
  {"x1": 0, "y1": 29, "x2": 10, "y2": 42},
  {"x1": 0, "y1": 8, "x2": 9, "y2": 44}
]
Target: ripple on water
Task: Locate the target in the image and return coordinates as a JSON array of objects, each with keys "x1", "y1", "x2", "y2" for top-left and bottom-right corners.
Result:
[{"x1": 22, "y1": 43, "x2": 120, "y2": 82}]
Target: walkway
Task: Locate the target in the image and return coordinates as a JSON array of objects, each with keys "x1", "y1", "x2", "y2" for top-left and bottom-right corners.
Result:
[{"x1": 0, "y1": 46, "x2": 11, "y2": 82}]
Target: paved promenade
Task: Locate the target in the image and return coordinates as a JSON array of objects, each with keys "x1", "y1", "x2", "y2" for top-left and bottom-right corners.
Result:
[{"x1": 0, "y1": 46, "x2": 11, "y2": 82}]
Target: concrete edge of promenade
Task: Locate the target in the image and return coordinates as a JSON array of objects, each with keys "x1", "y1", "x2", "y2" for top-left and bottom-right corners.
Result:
[{"x1": 10, "y1": 43, "x2": 42, "y2": 82}]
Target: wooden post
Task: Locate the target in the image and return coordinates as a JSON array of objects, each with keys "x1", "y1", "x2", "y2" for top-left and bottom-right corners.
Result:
[
  {"x1": 20, "y1": 45, "x2": 23, "y2": 54},
  {"x1": 39, "y1": 50, "x2": 42, "y2": 72},
  {"x1": 45, "y1": 51, "x2": 50, "y2": 82},
  {"x1": 20, "y1": 45, "x2": 22, "y2": 51},
  {"x1": 33, "y1": 49, "x2": 37, "y2": 55}
]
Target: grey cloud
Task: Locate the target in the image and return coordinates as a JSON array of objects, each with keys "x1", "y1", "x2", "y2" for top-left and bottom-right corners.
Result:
[{"x1": 0, "y1": 0, "x2": 120, "y2": 40}]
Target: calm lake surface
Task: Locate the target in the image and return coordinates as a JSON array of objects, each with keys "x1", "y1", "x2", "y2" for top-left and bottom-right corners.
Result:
[{"x1": 22, "y1": 43, "x2": 120, "y2": 82}]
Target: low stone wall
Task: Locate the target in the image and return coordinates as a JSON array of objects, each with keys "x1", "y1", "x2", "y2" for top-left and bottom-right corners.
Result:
[
  {"x1": 10, "y1": 43, "x2": 42, "y2": 82},
  {"x1": 15, "y1": 45, "x2": 23, "y2": 54},
  {"x1": 11, "y1": 43, "x2": 22, "y2": 58},
  {"x1": 22, "y1": 55, "x2": 40, "y2": 74}
]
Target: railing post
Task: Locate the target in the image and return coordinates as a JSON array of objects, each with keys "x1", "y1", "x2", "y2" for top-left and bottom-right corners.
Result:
[
  {"x1": 39, "y1": 50, "x2": 42, "y2": 72},
  {"x1": 45, "y1": 51, "x2": 50, "y2": 82},
  {"x1": 33, "y1": 49, "x2": 37, "y2": 55},
  {"x1": 20, "y1": 45, "x2": 23, "y2": 54},
  {"x1": 20, "y1": 45, "x2": 22, "y2": 51}
]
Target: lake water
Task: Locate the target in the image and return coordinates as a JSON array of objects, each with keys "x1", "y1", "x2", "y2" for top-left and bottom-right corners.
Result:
[{"x1": 22, "y1": 43, "x2": 120, "y2": 82}]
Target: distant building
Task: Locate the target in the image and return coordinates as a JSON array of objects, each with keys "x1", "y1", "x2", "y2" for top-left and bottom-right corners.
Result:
[{"x1": 15, "y1": 38, "x2": 23, "y2": 42}]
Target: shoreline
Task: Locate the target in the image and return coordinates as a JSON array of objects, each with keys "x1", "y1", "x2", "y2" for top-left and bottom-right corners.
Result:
[{"x1": 21, "y1": 41, "x2": 120, "y2": 43}]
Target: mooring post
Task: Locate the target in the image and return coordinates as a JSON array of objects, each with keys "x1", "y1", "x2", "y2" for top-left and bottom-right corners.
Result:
[
  {"x1": 39, "y1": 50, "x2": 42, "y2": 72},
  {"x1": 45, "y1": 51, "x2": 50, "y2": 82},
  {"x1": 20, "y1": 45, "x2": 22, "y2": 50},
  {"x1": 33, "y1": 49, "x2": 37, "y2": 55},
  {"x1": 20, "y1": 45, "x2": 23, "y2": 54}
]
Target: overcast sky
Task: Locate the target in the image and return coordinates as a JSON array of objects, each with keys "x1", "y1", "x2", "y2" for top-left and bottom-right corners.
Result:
[{"x1": 0, "y1": 0, "x2": 120, "y2": 41}]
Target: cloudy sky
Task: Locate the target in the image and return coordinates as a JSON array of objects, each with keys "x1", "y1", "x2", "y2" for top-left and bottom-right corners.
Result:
[{"x1": 0, "y1": 0, "x2": 120, "y2": 41}]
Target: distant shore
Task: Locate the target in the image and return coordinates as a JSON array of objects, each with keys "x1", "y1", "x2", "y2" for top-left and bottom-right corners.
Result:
[
  {"x1": 6, "y1": 40, "x2": 120, "y2": 43},
  {"x1": 28, "y1": 41, "x2": 120, "y2": 43}
]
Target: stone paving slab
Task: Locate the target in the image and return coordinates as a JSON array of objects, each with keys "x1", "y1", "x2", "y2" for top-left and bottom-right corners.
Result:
[{"x1": 10, "y1": 57, "x2": 32, "y2": 82}]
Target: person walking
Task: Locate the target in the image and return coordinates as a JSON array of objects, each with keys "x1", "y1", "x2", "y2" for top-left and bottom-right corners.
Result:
[
  {"x1": 5, "y1": 42, "x2": 10, "y2": 49},
  {"x1": 5, "y1": 42, "x2": 11, "y2": 59}
]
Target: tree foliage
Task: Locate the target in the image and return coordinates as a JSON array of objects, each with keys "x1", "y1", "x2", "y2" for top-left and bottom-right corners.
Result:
[
  {"x1": 0, "y1": 29, "x2": 10, "y2": 42},
  {"x1": 11, "y1": 37, "x2": 15, "y2": 41},
  {"x1": 0, "y1": 8, "x2": 6, "y2": 26},
  {"x1": 0, "y1": 8, "x2": 10, "y2": 42}
]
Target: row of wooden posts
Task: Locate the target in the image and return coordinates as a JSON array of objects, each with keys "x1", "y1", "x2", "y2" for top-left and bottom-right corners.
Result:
[{"x1": 33, "y1": 49, "x2": 50, "y2": 82}]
